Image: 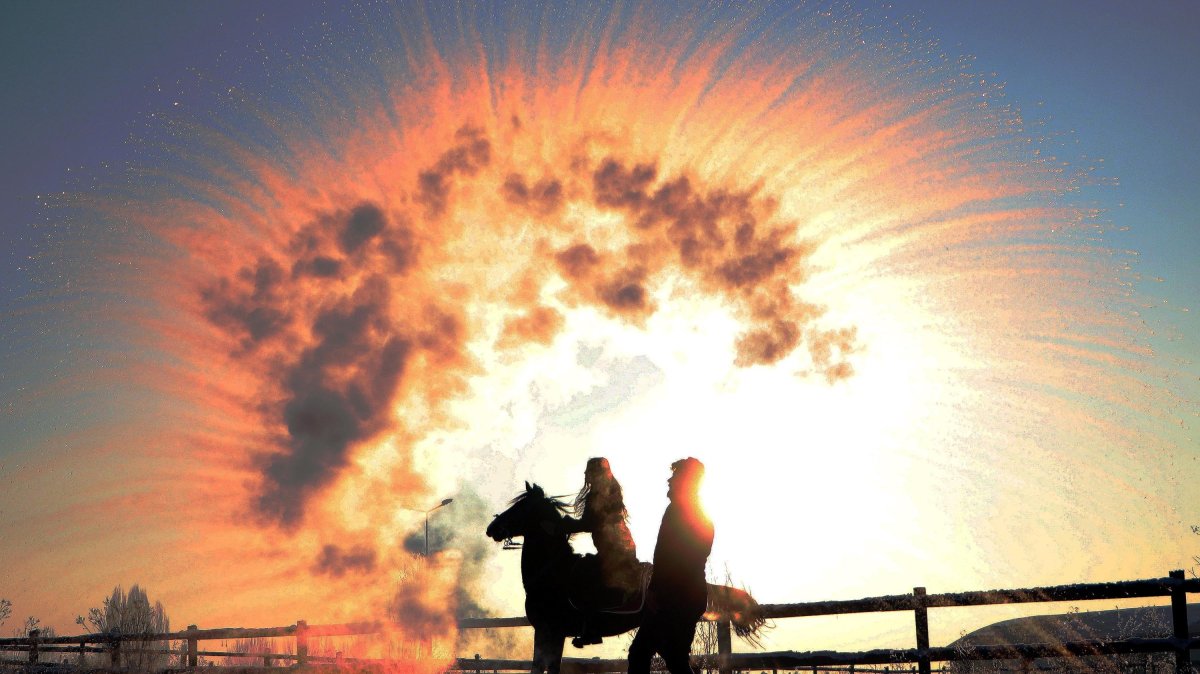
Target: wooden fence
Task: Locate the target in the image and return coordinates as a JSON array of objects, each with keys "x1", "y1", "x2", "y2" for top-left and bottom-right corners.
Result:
[{"x1": 1, "y1": 570, "x2": 1196, "y2": 673}]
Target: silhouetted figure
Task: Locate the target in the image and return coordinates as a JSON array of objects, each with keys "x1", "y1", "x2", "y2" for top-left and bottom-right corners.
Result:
[
  {"x1": 628, "y1": 457, "x2": 713, "y2": 674},
  {"x1": 561, "y1": 457, "x2": 641, "y2": 647}
]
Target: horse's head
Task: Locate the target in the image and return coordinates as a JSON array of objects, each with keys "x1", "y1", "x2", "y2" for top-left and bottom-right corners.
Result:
[{"x1": 486, "y1": 481, "x2": 567, "y2": 543}]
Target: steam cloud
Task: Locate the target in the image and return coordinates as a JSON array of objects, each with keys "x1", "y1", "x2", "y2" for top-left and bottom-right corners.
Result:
[
  {"x1": 399, "y1": 487, "x2": 495, "y2": 620},
  {"x1": 200, "y1": 121, "x2": 854, "y2": 529},
  {"x1": 313, "y1": 543, "x2": 378, "y2": 577},
  {"x1": 202, "y1": 201, "x2": 431, "y2": 528}
]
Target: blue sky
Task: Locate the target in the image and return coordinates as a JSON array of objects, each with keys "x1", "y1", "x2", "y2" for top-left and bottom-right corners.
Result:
[{"x1": 918, "y1": 2, "x2": 1199, "y2": 324}]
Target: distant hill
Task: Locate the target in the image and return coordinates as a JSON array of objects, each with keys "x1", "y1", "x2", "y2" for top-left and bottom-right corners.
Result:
[{"x1": 949, "y1": 603, "x2": 1200, "y2": 670}]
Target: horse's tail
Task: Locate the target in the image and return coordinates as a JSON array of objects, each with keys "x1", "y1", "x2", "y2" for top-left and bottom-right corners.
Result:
[{"x1": 705, "y1": 583, "x2": 769, "y2": 648}]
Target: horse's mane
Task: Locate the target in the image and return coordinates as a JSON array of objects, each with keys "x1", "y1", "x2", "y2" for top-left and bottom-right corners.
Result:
[{"x1": 509, "y1": 483, "x2": 571, "y2": 515}]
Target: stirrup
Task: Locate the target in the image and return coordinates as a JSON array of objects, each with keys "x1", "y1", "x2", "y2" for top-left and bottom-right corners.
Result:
[{"x1": 571, "y1": 634, "x2": 603, "y2": 648}]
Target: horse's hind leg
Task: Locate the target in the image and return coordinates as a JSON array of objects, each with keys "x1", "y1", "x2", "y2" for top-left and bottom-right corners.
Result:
[
  {"x1": 545, "y1": 633, "x2": 565, "y2": 674},
  {"x1": 531, "y1": 628, "x2": 565, "y2": 674},
  {"x1": 531, "y1": 629, "x2": 565, "y2": 674}
]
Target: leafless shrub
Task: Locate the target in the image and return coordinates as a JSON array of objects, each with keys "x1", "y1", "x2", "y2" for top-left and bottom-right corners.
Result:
[
  {"x1": 76, "y1": 584, "x2": 170, "y2": 671},
  {"x1": 221, "y1": 636, "x2": 293, "y2": 666}
]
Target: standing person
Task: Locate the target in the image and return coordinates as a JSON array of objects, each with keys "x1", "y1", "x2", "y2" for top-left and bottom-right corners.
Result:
[
  {"x1": 561, "y1": 457, "x2": 641, "y2": 647},
  {"x1": 627, "y1": 457, "x2": 713, "y2": 674}
]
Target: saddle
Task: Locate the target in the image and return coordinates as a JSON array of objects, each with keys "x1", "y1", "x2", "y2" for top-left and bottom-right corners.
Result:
[{"x1": 567, "y1": 557, "x2": 651, "y2": 614}]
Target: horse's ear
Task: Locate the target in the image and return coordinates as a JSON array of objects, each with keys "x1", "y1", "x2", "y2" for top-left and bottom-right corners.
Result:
[{"x1": 525, "y1": 480, "x2": 532, "y2": 491}]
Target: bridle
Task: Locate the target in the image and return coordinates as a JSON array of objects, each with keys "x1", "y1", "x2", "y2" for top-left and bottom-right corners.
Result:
[{"x1": 490, "y1": 494, "x2": 571, "y2": 587}]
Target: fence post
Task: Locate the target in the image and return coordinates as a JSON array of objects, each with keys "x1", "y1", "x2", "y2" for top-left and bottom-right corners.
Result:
[
  {"x1": 913, "y1": 587, "x2": 931, "y2": 674},
  {"x1": 110, "y1": 634, "x2": 122, "y2": 669},
  {"x1": 1169, "y1": 569, "x2": 1190, "y2": 674},
  {"x1": 717, "y1": 619, "x2": 733, "y2": 674},
  {"x1": 296, "y1": 619, "x2": 309, "y2": 666},
  {"x1": 28, "y1": 628, "x2": 39, "y2": 664},
  {"x1": 187, "y1": 624, "x2": 198, "y2": 667}
]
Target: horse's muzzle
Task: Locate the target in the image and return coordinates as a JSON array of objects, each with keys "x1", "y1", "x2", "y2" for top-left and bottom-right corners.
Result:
[{"x1": 485, "y1": 518, "x2": 507, "y2": 542}]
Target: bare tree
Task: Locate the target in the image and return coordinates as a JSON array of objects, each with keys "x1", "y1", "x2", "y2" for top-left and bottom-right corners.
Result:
[
  {"x1": 693, "y1": 564, "x2": 747, "y2": 674},
  {"x1": 693, "y1": 617, "x2": 719, "y2": 674},
  {"x1": 1191, "y1": 524, "x2": 1199, "y2": 578},
  {"x1": 76, "y1": 584, "x2": 171, "y2": 671},
  {"x1": 223, "y1": 636, "x2": 291, "y2": 666},
  {"x1": 20, "y1": 616, "x2": 55, "y2": 638},
  {"x1": 8, "y1": 616, "x2": 62, "y2": 664}
]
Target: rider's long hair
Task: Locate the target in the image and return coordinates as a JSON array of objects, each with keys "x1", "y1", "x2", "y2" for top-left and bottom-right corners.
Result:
[{"x1": 573, "y1": 457, "x2": 629, "y2": 522}]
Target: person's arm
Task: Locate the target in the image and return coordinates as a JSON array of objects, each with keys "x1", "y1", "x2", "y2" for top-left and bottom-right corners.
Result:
[
  {"x1": 560, "y1": 514, "x2": 589, "y2": 535},
  {"x1": 561, "y1": 492, "x2": 603, "y2": 535}
]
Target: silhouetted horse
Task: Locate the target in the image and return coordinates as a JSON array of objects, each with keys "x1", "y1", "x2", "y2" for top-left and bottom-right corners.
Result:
[{"x1": 486, "y1": 482, "x2": 765, "y2": 674}]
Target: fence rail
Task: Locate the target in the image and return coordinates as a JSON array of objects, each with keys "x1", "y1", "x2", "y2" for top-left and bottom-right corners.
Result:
[{"x1": 2, "y1": 570, "x2": 1196, "y2": 672}]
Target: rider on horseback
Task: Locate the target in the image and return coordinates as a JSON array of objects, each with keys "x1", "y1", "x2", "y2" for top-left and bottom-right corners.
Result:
[
  {"x1": 485, "y1": 472, "x2": 763, "y2": 673},
  {"x1": 560, "y1": 457, "x2": 642, "y2": 647}
]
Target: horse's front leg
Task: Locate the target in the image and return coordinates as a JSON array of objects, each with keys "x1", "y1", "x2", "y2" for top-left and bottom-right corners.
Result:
[
  {"x1": 531, "y1": 627, "x2": 565, "y2": 674},
  {"x1": 544, "y1": 631, "x2": 565, "y2": 674},
  {"x1": 530, "y1": 627, "x2": 550, "y2": 674}
]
